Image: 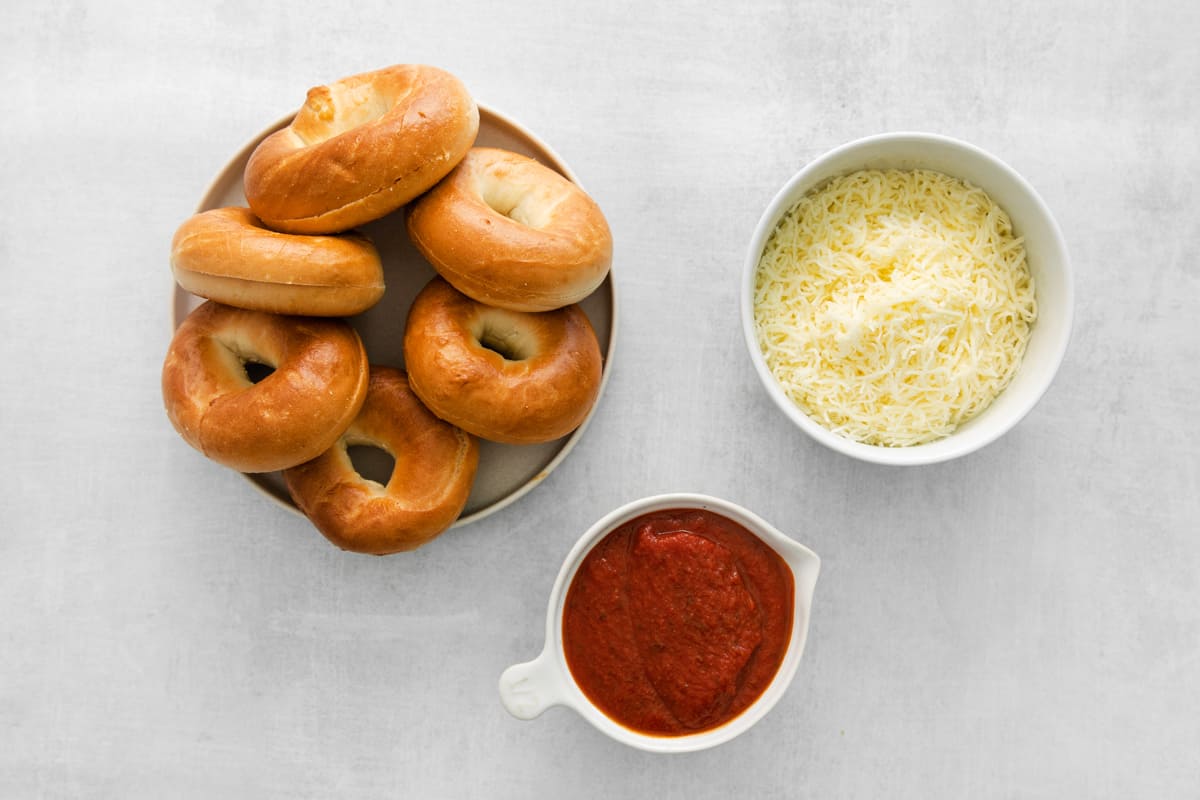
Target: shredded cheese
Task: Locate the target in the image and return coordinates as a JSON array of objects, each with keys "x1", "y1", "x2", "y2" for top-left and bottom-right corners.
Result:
[{"x1": 754, "y1": 169, "x2": 1036, "y2": 447}]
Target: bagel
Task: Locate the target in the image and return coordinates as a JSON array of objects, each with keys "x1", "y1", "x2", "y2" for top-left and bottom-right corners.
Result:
[
  {"x1": 403, "y1": 278, "x2": 603, "y2": 444},
  {"x1": 284, "y1": 366, "x2": 480, "y2": 555},
  {"x1": 406, "y1": 147, "x2": 612, "y2": 312},
  {"x1": 170, "y1": 207, "x2": 385, "y2": 316},
  {"x1": 162, "y1": 301, "x2": 369, "y2": 473},
  {"x1": 244, "y1": 64, "x2": 479, "y2": 234}
]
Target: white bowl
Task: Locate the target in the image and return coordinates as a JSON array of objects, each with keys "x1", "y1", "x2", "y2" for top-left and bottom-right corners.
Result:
[
  {"x1": 498, "y1": 493, "x2": 820, "y2": 753},
  {"x1": 741, "y1": 132, "x2": 1073, "y2": 465}
]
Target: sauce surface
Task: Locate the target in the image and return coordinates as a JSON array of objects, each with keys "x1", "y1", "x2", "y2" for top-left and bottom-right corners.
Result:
[{"x1": 562, "y1": 508, "x2": 794, "y2": 736}]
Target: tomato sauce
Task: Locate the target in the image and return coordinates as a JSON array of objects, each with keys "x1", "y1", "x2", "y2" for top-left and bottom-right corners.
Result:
[{"x1": 561, "y1": 508, "x2": 794, "y2": 736}]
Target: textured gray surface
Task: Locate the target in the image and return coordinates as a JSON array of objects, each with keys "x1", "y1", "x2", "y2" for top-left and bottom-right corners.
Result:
[{"x1": 2, "y1": 1, "x2": 1198, "y2": 797}]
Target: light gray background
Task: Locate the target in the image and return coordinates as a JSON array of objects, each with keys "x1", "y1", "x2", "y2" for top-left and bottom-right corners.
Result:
[{"x1": 3, "y1": 1, "x2": 1197, "y2": 797}]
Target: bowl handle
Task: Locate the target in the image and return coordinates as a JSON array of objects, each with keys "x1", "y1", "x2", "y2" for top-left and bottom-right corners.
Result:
[{"x1": 499, "y1": 648, "x2": 569, "y2": 720}]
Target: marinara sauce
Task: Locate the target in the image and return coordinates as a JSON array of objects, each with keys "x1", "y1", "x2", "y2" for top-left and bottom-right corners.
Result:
[{"x1": 561, "y1": 508, "x2": 794, "y2": 736}]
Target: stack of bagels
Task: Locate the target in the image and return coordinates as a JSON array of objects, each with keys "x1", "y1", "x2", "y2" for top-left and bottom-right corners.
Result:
[{"x1": 162, "y1": 64, "x2": 612, "y2": 555}]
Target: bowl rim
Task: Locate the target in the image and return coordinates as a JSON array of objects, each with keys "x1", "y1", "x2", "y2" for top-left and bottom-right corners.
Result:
[
  {"x1": 514, "y1": 492, "x2": 821, "y2": 753},
  {"x1": 739, "y1": 130, "x2": 1074, "y2": 466}
]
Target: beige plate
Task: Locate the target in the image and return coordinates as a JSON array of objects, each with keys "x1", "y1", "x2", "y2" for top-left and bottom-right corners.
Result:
[{"x1": 171, "y1": 105, "x2": 617, "y2": 527}]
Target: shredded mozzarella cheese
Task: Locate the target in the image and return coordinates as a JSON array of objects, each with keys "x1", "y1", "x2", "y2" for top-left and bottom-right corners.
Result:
[{"x1": 754, "y1": 169, "x2": 1037, "y2": 447}]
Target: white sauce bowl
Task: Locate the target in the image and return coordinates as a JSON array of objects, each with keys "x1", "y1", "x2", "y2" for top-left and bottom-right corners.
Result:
[
  {"x1": 741, "y1": 132, "x2": 1073, "y2": 465},
  {"x1": 498, "y1": 493, "x2": 820, "y2": 753}
]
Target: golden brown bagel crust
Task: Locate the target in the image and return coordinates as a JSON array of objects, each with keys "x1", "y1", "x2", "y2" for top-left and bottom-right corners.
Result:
[
  {"x1": 406, "y1": 147, "x2": 612, "y2": 312},
  {"x1": 403, "y1": 278, "x2": 603, "y2": 444},
  {"x1": 243, "y1": 64, "x2": 479, "y2": 234},
  {"x1": 162, "y1": 302, "x2": 369, "y2": 473},
  {"x1": 284, "y1": 366, "x2": 479, "y2": 555},
  {"x1": 170, "y1": 207, "x2": 385, "y2": 316}
]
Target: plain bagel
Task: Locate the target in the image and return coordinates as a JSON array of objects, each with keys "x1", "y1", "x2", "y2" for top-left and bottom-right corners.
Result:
[
  {"x1": 406, "y1": 147, "x2": 612, "y2": 312},
  {"x1": 244, "y1": 64, "x2": 479, "y2": 234},
  {"x1": 162, "y1": 301, "x2": 369, "y2": 473},
  {"x1": 284, "y1": 366, "x2": 480, "y2": 555},
  {"x1": 171, "y1": 207, "x2": 385, "y2": 316},
  {"x1": 403, "y1": 277, "x2": 603, "y2": 445}
]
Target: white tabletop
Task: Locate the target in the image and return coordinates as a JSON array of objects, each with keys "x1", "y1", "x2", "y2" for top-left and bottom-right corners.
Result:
[{"x1": 4, "y1": 1, "x2": 1198, "y2": 796}]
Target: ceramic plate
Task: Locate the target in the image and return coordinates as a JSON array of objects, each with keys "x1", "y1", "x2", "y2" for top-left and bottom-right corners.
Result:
[{"x1": 171, "y1": 105, "x2": 617, "y2": 526}]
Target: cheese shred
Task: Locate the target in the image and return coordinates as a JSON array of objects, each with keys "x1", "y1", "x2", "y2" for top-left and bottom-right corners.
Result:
[{"x1": 754, "y1": 169, "x2": 1036, "y2": 447}]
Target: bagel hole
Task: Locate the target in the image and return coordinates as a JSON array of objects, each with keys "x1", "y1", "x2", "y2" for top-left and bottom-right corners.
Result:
[
  {"x1": 347, "y1": 445, "x2": 395, "y2": 486},
  {"x1": 481, "y1": 182, "x2": 545, "y2": 228},
  {"x1": 478, "y1": 321, "x2": 529, "y2": 362},
  {"x1": 242, "y1": 360, "x2": 275, "y2": 384}
]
